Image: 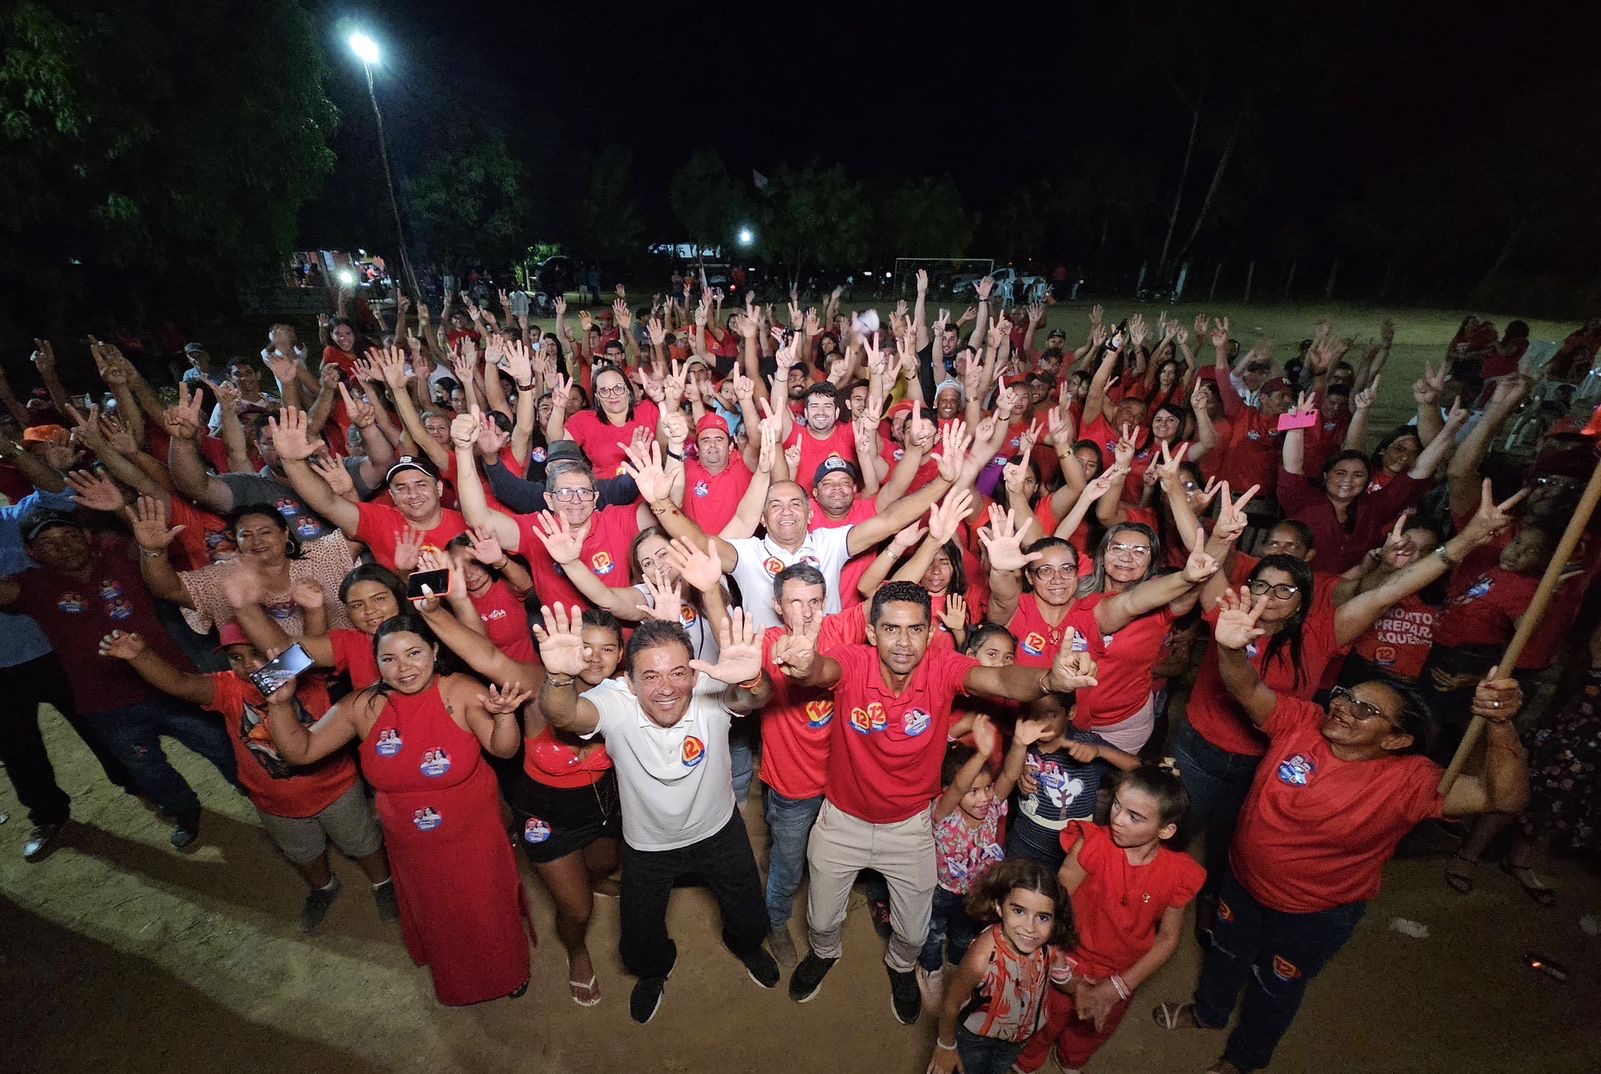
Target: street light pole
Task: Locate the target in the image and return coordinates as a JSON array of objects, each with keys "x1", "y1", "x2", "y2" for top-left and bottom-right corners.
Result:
[{"x1": 349, "y1": 32, "x2": 420, "y2": 299}]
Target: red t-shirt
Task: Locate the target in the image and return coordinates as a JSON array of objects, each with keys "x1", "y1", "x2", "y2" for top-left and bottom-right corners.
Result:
[
  {"x1": 168, "y1": 495, "x2": 238, "y2": 570},
  {"x1": 758, "y1": 617, "x2": 857, "y2": 800},
  {"x1": 564, "y1": 401, "x2": 661, "y2": 479},
  {"x1": 353, "y1": 500, "x2": 468, "y2": 574},
  {"x1": 1352, "y1": 595, "x2": 1436, "y2": 680},
  {"x1": 1061, "y1": 820, "x2": 1204, "y2": 978},
  {"x1": 1187, "y1": 593, "x2": 1343, "y2": 757},
  {"x1": 785, "y1": 423, "x2": 858, "y2": 489},
  {"x1": 517, "y1": 504, "x2": 637, "y2": 611},
  {"x1": 12, "y1": 548, "x2": 192, "y2": 715},
  {"x1": 1433, "y1": 566, "x2": 1538, "y2": 649},
  {"x1": 821, "y1": 644, "x2": 978, "y2": 823},
  {"x1": 1214, "y1": 408, "x2": 1282, "y2": 500},
  {"x1": 1071, "y1": 592, "x2": 1175, "y2": 729},
  {"x1": 682, "y1": 455, "x2": 754, "y2": 535},
  {"x1": 1079, "y1": 416, "x2": 1122, "y2": 470},
  {"x1": 810, "y1": 496, "x2": 877, "y2": 530},
  {"x1": 1277, "y1": 472, "x2": 1427, "y2": 574},
  {"x1": 205, "y1": 672, "x2": 355, "y2": 818},
  {"x1": 878, "y1": 437, "x2": 941, "y2": 493},
  {"x1": 329, "y1": 628, "x2": 381, "y2": 691},
  {"x1": 471, "y1": 579, "x2": 536, "y2": 663},
  {"x1": 1006, "y1": 594, "x2": 1101, "y2": 670},
  {"x1": 1232, "y1": 695, "x2": 1444, "y2": 913}
]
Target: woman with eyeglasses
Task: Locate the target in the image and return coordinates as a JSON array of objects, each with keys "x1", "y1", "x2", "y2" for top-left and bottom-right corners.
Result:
[
  {"x1": 1175, "y1": 481, "x2": 1525, "y2": 911},
  {"x1": 547, "y1": 364, "x2": 659, "y2": 479}
]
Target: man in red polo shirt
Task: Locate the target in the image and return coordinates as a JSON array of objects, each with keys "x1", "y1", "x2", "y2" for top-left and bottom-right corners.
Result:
[
  {"x1": 783, "y1": 382, "x2": 858, "y2": 488},
  {"x1": 1159, "y1": 588, "x2": 1528, "y2": 1074},
  {"x1": 776, "y1": 580, "x2": 1098, "y2": 1024},
  {"x1": 682, "y1": 413, "x2": 754, "y2": 535},
  {"x1": 269, "y1": 407, "x2": 468, "y2": 575},
  {"x1": 451, "y1": 414, "x2": 653, "y2": 610}
]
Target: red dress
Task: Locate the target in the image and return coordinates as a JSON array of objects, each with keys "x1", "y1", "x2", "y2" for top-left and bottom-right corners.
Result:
[{"x1": 360, "y1": 679, "x2": 532, "y2": 1005}]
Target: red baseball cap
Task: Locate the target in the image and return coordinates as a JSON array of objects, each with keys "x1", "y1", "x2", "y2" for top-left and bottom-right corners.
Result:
[
  {"x1": 695, "y1": 413, "x2": 730, "y2": 439},
  {"x1": 213, "y1": 621, "x2": 251, "y2": 653}
]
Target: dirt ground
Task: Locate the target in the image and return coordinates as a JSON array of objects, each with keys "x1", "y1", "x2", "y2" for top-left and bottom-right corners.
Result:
[{"x1": 2, "y1": 709, "x2": 1599, "y2": 1074}]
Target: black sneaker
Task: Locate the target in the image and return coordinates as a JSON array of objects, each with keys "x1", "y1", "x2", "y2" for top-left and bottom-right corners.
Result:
[
  {"x1": 170, "y1": 812, "x2": 201, "y2": 849},
  {"x1": 868, "y1": 898, "x2": 893, "y2": 941},
  {"x1": 888, "y1": 965, "x2": 921, "y2": 1024},
  {"x1": 740, "y1": 946, "x2": 780, "y2": 988},
  {"x1": 372, "y1": 879, "x2": 400, "y2": 923},
  {"x1": 300, "y1": 876, "x2": 343, "y2": 934},
  {"x1": 788, "y1": 952, "x2": 838, "y2": 1003},
  {"x1": 23, "y1": 821, "x2": 66, "y2": 862},
  {"x1": 630, "y1": 975, "x2": 667, "y2": 1023}
]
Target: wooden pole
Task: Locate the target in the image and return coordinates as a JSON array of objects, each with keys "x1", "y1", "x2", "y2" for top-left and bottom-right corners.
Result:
[
  {"x1": 1243, "y1": 260, "x2": 1255, "y2": 303},
  {"x1": 1439, "y1": 452, "x2": 1601, "y2": 792}
]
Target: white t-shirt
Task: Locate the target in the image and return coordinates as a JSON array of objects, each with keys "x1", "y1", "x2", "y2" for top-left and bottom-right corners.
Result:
[
  {"x1": 727, "y1": 525, "x2": 855, "y2": 631},
  {"x1": 584, "y1": 673, "x2": 736, "y2": 851}
]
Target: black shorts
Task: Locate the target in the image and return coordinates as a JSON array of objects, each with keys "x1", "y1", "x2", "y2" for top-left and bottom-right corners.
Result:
[{"x1": 509, "y1": 769, "x2": 621, "y2": 865}]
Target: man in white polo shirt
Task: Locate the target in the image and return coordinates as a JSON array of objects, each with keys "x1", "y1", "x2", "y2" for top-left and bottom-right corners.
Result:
[
  {"x1": 628, "y1": 431, "x2": 968, "y2": 629},
  {"x1": 535, "y1": 604, "x2": 779, "y2": 1024}
]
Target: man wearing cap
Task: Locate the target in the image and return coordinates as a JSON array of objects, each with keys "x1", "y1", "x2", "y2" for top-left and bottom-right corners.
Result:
[
  {"x1": 181, "y1": 342, "x2": 213, "y2": 385},
  {"x1": 1214, "y1": 332, "x2": 1295, "y2": 509},
  {"x1": 268, "y1": 406, "x2": 468, "y2": 574},
  {"x1": 0, "y1": 510, "x2": 241, "y2": 848},
  {"x1": 0, "y1": 486, "x2": 136, "y2": 861},
  {"x1": 632, "y1": 429, "x2": 971, "y2": 631},
  {"x1": 682, "y1": 413, "x2": 757, "y2": 535},
  {"x1": 1037, "y1": 327, "x2": 1070, "y2": 374},
  {"x1": 100, "y1": 623, "x2": 398, "y2": 933},
  {"x1": 780, "y1": 383, "x2": 859, "y2": 491}
]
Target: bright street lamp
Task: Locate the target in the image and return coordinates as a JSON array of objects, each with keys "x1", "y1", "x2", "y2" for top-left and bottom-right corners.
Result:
[
  {"x1": 348, "y1": 31, "x2": 380, "y2": 65},
  {"x1": 346, "y1": 28, "x2": 418, "y2": 297},
  {"x1": 737, "y1": 226, "x2": 755, "y2": 247}
]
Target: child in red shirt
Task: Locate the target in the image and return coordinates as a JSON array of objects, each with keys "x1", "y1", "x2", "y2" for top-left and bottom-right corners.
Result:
[{"x1": 1014, "y1": 764, "x2": 1205, "y2": 1074}]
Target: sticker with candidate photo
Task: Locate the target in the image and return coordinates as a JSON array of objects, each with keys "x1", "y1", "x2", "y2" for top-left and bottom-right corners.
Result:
[
  {"x1": 374, "y1": 728, "x2": 403, "y2": 757},
  {"x1": 413, "y1": 807, "x2": 442, "y2": 831},
  {"x1": 419, "y1": 748, "x2": 451, "y2": 778}
]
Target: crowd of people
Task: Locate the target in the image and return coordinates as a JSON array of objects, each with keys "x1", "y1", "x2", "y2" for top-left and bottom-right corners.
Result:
[{"x1": 3, "y1": 272, "x2": 1598, "y2": 1073}]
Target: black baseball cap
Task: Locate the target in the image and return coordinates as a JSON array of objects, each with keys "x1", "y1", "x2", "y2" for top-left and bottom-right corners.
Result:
[
  {"x1": 384, "y1": 455, "x2": 437, "y2": 484},
  {"x1": 21, "y1": 509, "x2": 81, "y2": 543},
  {"x1": 813, "y1": 456, "x2": 862, "y2": 488},
  {"x1": 1047, "y1": 328, "x2": 1067, "y2": 340}
]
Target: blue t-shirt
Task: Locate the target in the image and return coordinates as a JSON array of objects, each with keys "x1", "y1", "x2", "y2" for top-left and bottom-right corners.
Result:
[{"x1": 1018, "y1": 731, "x2": 1107, "y2": 828}]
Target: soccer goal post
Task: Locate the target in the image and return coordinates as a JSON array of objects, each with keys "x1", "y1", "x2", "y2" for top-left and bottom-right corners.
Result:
[{"x1": 893, "y1": 257, "x2": 995, "y2": 298}]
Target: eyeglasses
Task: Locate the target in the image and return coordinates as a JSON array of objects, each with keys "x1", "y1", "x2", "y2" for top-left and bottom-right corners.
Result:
[
  {"x1": 1107, "y1": 543, "x2": 1152, "y2": 558},
  {"x1": 548, "y1": 488, "x2": 598, "y2": 503},
  {"x1": 596, "y1": 384, "x2": 629, "y2": 397},
  {"x1": 1248, "y1": 580, "x2": 1300, "y2": 600},
  {"x1": 1029, "y1": 564, "x2": 1076, "y2": 579},
  {"x1": 1329, "y1": 686, "x2": 1393, "y2": 725}
]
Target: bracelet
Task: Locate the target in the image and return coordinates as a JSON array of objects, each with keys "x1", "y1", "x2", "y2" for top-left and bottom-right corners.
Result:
[
  {"x1": 737, "y1": 672, "x2": 765, "y2": 690},
  {"x1": 1110, "y1": 974, "x2": 1132, "y2": 1001},
  {"x1": 544, "y1": 674, "x2": 576, "y2": 688},
  {"x1": 935, "y1": 1038, "x2": 957, "y2": 1052},
  {"x1": 664, "y1": 448, "x2": 683, "y2": 460},
  {"x1": 1433, "y1": 544, "x2": 1458, "y2": 568},
  {"x1": 491, "y1": 559, "x2": 510, "y2": 571},
  {"x1": 515, "y1": 382, "x2": 535, "y2": 392},
  {"x1": 1038, "y1": 670, "x2": 1055, "y2": 695}
]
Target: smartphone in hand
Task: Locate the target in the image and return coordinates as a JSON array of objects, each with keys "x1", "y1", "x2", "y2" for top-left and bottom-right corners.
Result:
[
  {"x1": 249, "y1": 643, "x2": 314, "y2": 696},
  {"x1": 1277, "y1": 410, "x2": 1319, "y2": 431},
  {"x1": 407, "y1": 568, "x2": 451, "y2": 602}
]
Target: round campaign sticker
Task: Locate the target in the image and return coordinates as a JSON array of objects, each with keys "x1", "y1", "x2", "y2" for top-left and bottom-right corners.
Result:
[
  {"x1": 419, "y1": 748, "x2": 451, "y2": 778},
  {"x1": 901, "y1": 707, "x2": 932, "y2": 737},
  {"x1": 413, "y1": 807, "x2": 442, "y2": 832},
  {"x1": 681, "y1": 736, "x2": 705, "y2": 768},
  {"x1": 1021, "y1": 632, "x2": 1047, "y2": 656},
  {"x1": 523, "y1": 817, "x2": 552, "y2": 844},
  {"x1": 374, "y1": 729, "x2": 403, "y2": 757},
  {"x1": 764, "y1": 557, "x2": 784, "y2": 576}
]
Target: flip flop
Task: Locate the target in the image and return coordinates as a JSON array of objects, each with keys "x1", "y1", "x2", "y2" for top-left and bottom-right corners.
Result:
[
  {"x1": 1501, "y1": 863, "x2": 1557, "y2": 907},
  {"x1": 1445, "y1": 853, "x2": 1478, "y2": 894},
  {"x1": 568, "y1": 972, "x2": 602, "y2": 1007},
  {"x1": 1152, "y1": 1002, "x2": 1202, "y2": 1030}
]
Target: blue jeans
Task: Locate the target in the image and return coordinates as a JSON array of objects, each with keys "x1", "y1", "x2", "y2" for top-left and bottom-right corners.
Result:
[
  {"x1": 919, "y1": 885, "x2": 978, "y2": 971},
  {"x1": 763, "y1": 788, "x2": 822, "y2": 929},
  {"x1": 731, "y1": 732, "x2": 754, "y2": 804},
  {"x1": 956, "y1": 1027, "x2": 1026, "y2": 1074},
  {"x1": 90, "y1": 699, "x2": 240, "y2": 819},
  {"x1": 1169, "y1": 721, "x2": 1261, "y2": 899},
  {"x1": 1193, "y1": 869, "x2": 1366, "y2": 1071},
  {"x1": 1005, "y1": 812, "x2": 1069, "y2": 872}
]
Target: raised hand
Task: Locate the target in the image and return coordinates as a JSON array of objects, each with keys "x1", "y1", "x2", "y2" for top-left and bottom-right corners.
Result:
[
  {"x1": 466, "y1": 525, "x2": 507, "y2": 567},
  {"x1": 449, "y1": 409, "x2": 479, "y2": 449},
  {"x1": 771, "y1": 612, "x2": 822, "y2": 678},
  {"x1": 125, "y1": 495, "x2": 184, "y2": 552},
  {"x1": 939, "y1": 593, "x2": 969, "y2": 633},
  {"x1": 98, "y1": 630, "x2": 148, "y2": 661},
  {"x1": 393, "y1": 525, "x2": 426, "y2": 574},
  {"x1": 690, "y1": 608, "x2": 762, "y2": 685},
  {"x1": 977, "y1": 507, "x2": 1041, "y2": 572},
  {"x1": 1465, "y1": 478, "x2": 1526, "y2": 541},
  {"x1": 531, "y1": 511, "x2": 583, "y2": 564},
  {"x1": 310, "y1": 453, "x2": 356, "y2": 498},
  {"x1": 480, "y1": 681, "x2": 534, "y2": 718},
  {"x1": 532, "y1": 603, "x2": 590, "y2": 677},
  {"x1": 928, "y1": 487, "x2": 975, "y2": 544},
  {"x1": 266, "y1": 407, "x2": 323, "y2": 462},
  {"x1": 1209, "y1": 316, "x2": 1231, "y2": 351},
  {"x1": 619, "y1": 437, "x2": 673, "y2": 503},
  {"x1": 970, "y1": 713, "x2": 999, "y2": 757},
  {"x1": 1211, "y1": 482, "x2": 1259, "y2": 546},
  {"x1": 64, "y1": 469, "x2": 127, "y2": 513},
  {"x1": 1045, "y1": 630, "x2": 1099, "y2": 692},
  {"x1": 291, "y1": 580, "x2": 326, "y2": 610},
  {"x1": 1213, "y1": 586, "x2": 1268, "y2": 651},
  {"x1": 220, "y1": 564, "x2": 264, "y2": 609},
  {"x1": 665, "y1": 535, "x2": 724, "y2": 594},
  {"x1": 1181, "y1": 530, "x2": 1221, "y2": 584}
]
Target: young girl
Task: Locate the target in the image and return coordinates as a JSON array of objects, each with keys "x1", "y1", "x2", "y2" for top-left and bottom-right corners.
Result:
[
  {"x1": 919, "y1": 715, "x2": 1043, "y2": 1005},
  {"x1": 1013, "y1": 764, "x2": 1205, "y2": 1074},
  {"x1": 928, "y1": 859, "x2": 1078, "y2": 1074},
  {"x1": 1010, "y1": 694, "x2": 1141, "y2": 870}
]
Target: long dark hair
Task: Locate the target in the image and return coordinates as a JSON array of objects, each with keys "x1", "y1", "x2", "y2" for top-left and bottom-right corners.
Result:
[
  {"x1": 925, "y1": 537, "x2": 968, "y2": 596},
  {"x1": 963, "y1": 858, "x2": 1078, "y2": 950},
  {"x1": 365, "y1": 613, "x2": 455, "y2": 697},
  {"x1": 339, "y1": 563, "x2": 405, "y2": 607},
  {"x1": 1020, "y1": 537, "x2": 1077, "y2": 595},
  {"x1": 1249, "y1": 554, "x2": 1315, "y2": 689}
]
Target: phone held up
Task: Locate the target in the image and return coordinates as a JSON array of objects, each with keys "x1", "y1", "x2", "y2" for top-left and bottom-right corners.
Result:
[
  {"x1": 406, "y1": 567, "x2": 452, "y2": 603},
  {"x1": 249, "y1": 643, "x2": 314, "y2": 696}
]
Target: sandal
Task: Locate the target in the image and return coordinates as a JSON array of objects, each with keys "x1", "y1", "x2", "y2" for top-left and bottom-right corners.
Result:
[
  {"x1": 1500, "y1": 863, "x2": 1557, "y2": 907},
  {"x1": 1444, "y1": 853, "x2": 1479, "y2": 894},
  {"x1": 1152, "y1": 1002, "x2": 1210, "y2": 1030},
  {"x1": 568, "y1": 974, "x2": 602, "y2": 1007}
]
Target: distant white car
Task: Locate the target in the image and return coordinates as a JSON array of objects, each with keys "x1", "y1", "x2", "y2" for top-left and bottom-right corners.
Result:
[{"x1": 950, "y1": 267, "x2": 1047, "y2": 304}]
